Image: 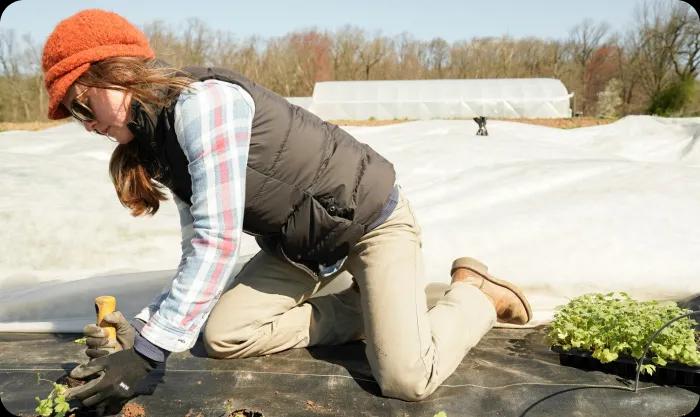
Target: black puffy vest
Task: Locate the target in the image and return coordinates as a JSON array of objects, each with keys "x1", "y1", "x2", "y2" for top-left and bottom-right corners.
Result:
[{"x1": 139, "y1": 67, "x2": 396, "y2": 276}]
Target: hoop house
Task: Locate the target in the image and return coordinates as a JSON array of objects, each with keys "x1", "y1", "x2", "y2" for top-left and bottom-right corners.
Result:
[{"x1": 308, "y1": 78, "x2": 573, "y2": 120}]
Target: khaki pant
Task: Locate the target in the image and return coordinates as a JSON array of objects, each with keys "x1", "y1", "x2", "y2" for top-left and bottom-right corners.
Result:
[{"x1": 203, "y1": 191, "x2": 496, "y2": 401}]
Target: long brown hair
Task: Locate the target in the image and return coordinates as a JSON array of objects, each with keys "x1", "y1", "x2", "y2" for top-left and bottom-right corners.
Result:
[{"x1": 73, "y1": 57, "x2": 193, "y2": 216}]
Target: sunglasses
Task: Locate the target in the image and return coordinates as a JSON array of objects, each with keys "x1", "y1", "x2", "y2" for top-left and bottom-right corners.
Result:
[{"x1": 68, "y1": 88, "x2": 95, "y2": 123}]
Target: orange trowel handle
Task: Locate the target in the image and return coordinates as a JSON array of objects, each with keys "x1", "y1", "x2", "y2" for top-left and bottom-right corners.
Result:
[{"x1": 94, "y1": 296, "x2": 117, "y2": 341}]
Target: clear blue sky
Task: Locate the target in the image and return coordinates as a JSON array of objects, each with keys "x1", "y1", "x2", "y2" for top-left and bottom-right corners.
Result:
[{"x1": 0, "y1": 0, "x2": 690, "y2": 45}]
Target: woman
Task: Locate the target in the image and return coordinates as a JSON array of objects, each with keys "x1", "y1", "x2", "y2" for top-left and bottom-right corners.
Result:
[{"x1": 43, "y1": 9, "x2": 532, "y2": 409}]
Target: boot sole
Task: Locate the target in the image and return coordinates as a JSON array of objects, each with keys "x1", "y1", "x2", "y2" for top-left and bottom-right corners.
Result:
[{"x1": 451, "y1": 257, "x2": 533, "y2": 325}]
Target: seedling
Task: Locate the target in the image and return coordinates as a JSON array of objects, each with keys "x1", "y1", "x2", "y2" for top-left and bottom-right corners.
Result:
[
  {"x1": 548, "y1": 292, "x2": 700, "y2": 375},
  {"x1": 73, "y1": 337, "x2": 87, "y2": 345},
  {"x1": 224, "y1": 399, "x2": 235, "y2": 416},
  {"x1": 35, "y1": 375, "x2": 71, "y2": 417}
]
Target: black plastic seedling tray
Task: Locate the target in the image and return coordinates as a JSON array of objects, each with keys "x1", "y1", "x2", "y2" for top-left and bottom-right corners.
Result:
[{"x1": 552, "y1": 345, "x2": 700, "y2": 386}]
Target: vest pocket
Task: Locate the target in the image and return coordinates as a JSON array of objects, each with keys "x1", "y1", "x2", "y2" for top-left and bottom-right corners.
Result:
[{"x1": 282, "y1": 193, "x2": 364, "y2": 267}]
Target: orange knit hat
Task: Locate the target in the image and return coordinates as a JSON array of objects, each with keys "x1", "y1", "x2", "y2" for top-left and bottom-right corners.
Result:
[{"x1": 42, "y1": 9, "x2": 155, "y2": 119}]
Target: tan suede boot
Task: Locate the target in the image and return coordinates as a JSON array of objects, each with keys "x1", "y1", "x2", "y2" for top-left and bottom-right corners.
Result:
[{"x1": 450, "y1": 257, "x2": 532, "y2": 325}]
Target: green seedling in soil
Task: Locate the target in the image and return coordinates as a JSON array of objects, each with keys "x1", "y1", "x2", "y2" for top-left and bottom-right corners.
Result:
[
  {"x1": 433, "y1": 412, "x2": 448, "y2": 417},
  {"x1": 35, "y1": 375, "x2": 71, "y2": 417},
  {"x1": 224, "y1": 399, "x2": 234, "y2": 416},
  {"x1": 73, "y1": 337, "x2": 87, "y2": 345},
  {"x1": 548, "y1": 292, "x2": 700, "y2": 375}
]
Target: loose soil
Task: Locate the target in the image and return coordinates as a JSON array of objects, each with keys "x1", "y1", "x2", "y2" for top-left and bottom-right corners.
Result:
[
  {"x1": 332, "y1": 117, "x2": 616, "y2": 129},
  {"x1": 495, "y1": 117, "x2": 616, "y2": 129},
  {"x1": 120, "y1": 402, "x2": 146, "y2": 417},
  {"x1": 304, "y1": 400, "x2": 333, "y2": 413}
]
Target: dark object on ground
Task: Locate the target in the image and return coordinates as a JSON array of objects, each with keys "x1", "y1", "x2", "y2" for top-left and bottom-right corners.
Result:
[
  {"x1": 228, "y1": 409, "x2": 263, "y2": 417},
  {"x1": 1, "y1": 328, "x2": 698, "y2": 417},
  {"x1": 474, "y1": 116, "x2": 488, "y2": 136},
  {"x1": 553, "y1": 346, "x2": 700, "y2": 387}
]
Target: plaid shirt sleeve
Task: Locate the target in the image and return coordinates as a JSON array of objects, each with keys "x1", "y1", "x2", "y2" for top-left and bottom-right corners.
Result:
[
  {"x1": 133, "y1": 195, "x2": 196, "y2": 324},
  {"x1": 137, "y1": 80, "x2": 254, "y2": 352}
]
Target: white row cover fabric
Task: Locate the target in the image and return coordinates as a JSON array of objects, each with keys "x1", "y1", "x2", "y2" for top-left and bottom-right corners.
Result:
[
  {"x1": 306, "y1": 78, "x2": 572, "y2": 120},
  {"x1": 0, "y1": 116, "x2": 698, "y2": 332},
  {"x1": 285, "y1": 97, "x2": 313, "y2": 109}
]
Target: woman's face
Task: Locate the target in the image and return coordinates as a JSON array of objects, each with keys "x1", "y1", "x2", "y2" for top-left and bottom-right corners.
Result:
[{"x1": 62, "y1": 84, "x2": 135, "y2": 144}]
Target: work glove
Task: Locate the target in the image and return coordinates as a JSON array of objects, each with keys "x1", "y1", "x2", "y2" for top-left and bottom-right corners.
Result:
[
  {"x1": 65, "y1": 348, "x2": 157, "y2": 410},
  {"x1": 82, "y1": 311, "x2": 139, "y2": 359}
]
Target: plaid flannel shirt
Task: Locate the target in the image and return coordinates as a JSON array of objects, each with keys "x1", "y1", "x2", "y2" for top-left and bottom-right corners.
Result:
[{"x1": 135, "y1": 80, "x2": 254, "y2": 352}]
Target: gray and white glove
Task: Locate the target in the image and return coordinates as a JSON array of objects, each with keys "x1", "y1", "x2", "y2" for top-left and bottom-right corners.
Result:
[{"x1": 83, "y1": 312, "x2": 141, "y2": 359}]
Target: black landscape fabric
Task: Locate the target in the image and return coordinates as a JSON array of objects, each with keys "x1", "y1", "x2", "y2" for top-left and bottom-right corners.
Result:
[{"x1": 1, "y1": 327, "x2": 698, "y2": 417}]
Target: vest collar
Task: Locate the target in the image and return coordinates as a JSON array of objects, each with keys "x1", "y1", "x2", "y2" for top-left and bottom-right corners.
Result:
[{"x1": 127, "y1": 98, "x2": 169, "y2": 181}]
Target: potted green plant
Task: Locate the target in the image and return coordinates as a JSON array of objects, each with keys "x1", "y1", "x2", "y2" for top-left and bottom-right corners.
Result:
[{"x1": 547, "y1": 292, "x2": 700, "y2": 383}]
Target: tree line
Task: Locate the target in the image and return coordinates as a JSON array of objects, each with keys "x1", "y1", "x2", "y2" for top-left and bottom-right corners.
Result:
[{"x1": 1, "y1": 0, "x2": 698, "y2": 123}]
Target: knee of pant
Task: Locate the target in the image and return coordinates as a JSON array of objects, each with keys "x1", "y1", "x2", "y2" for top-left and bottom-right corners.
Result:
[
  {"x1": 202, "y1": 321, "x2": 256, "y2": 359},
  {"x1": 378, "y1": 372, "x2": 433, "y2": 402}
]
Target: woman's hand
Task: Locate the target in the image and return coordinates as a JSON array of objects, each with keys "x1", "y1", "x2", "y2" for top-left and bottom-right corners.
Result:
[
  {"x1": 65, "y1": 348, "x2": 157, "y2": 411},
  {"x1": 83, "y1": 311, "x2": 138, "y2": 359}
]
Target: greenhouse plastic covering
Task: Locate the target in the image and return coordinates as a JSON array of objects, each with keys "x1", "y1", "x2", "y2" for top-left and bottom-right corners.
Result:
[{"x1": 307, "y1": 78, "x2": 573, "y2": 120}]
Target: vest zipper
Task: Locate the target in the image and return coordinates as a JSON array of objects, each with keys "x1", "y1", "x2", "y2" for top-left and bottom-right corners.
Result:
[{"x1": 279, "y1": 246, "x2": 320, "y2": 281}]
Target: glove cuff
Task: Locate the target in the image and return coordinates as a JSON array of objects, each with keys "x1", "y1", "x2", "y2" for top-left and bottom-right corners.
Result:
[
  {"x1": 134, "y1": 332, "x2": 170, "y2": 364},
  {"x1": 130, "y1": 318, "x2": 147, "y2": 333}
]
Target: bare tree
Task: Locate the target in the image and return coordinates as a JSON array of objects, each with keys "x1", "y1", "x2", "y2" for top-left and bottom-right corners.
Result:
[
  {"x1": 569, "y1": 19, "x2": 611, "y2": 68},
  {"x1": 235, "y1": 36, "x2": 263, "y2": 80},
  {"x1": 426, "y1": 37, "x2": 450, "y2": 77},
  {"x1": 279, "y1": 30, "x2": 334, "y2": 95},
  {"x1": 568, "y1": 19, "x2": 611, "y2": 114},
  {"x1": 332, "y1": 26, "x2": 364, "y2": 80},
  {"x1": 663, "y1": 1, "x2": 700, "y2": 79},
  {"x1": 449, "y1": 40, "x2": 474, "y2": 78},
  {"x1": 143, "y1": 20, "x2": 179, "y2": 63},
  {"x1": 394, "y1": 33, "x2": 426, "y2": 79},
  {"x1": 628, "y1": 0, "x2": 700, "y2": 112},
  {"x1": 358, "y1": 33, "x2": 391, "y2": 80},
  {"x1": 611, "y1": 33, "x2": 643, "y2": 113},
  {"x1": 0, "y1": 28, "x2": 19, "y2": 77},
  {"x1": 210, "y1": 30, "x2": 240, "y2": 69},
  {"x1": 0, "y1": 29, "x2": 38, "y2": 121},
  {"x1": 179, "y1": 18, "x2": 212, "y2": 66},
  {"x1": 21, "y1": 34, "x2": 44, "y2": 121}
]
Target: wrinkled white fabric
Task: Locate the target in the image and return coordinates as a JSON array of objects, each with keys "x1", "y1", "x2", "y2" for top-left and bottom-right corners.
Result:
[{"x1": 1, "y1": 115, "x2": 698, "y2": 331}]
